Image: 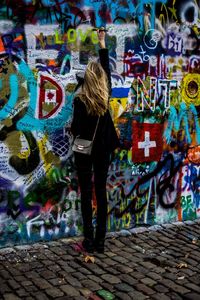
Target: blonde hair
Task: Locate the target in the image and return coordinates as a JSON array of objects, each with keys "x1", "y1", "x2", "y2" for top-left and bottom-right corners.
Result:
[{"x1": 77, "y1": 61, "x2": 109, "y2": 116}]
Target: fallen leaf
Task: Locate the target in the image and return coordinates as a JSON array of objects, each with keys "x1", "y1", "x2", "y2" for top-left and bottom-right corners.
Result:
[
  {"x1": 177, "y1": 262, "x2": 188, "y2": 269},
  {"x1": 84, "y1": 255, "x2": 95, "y2": 263},
  {"x1": 192, "y1": 238, "x2": 198, "y2": 244},
  {"x1": 178, "y1": 276, "x2": 185, "y2": 280}
]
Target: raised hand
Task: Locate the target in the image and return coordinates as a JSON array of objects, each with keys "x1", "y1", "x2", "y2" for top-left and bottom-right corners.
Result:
[{"x1": 97, "y1": 27, "x2": 106, "y2": 49}]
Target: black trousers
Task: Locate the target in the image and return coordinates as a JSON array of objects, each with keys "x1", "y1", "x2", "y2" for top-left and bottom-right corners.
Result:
[{"x1": 74, "y1": 152, "x2": 110, "y2": 240}]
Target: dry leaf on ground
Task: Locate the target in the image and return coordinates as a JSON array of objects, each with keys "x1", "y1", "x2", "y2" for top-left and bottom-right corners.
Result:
[
  {"x1": 177, "y1": 276, "x2": 185, "y2": 280},
  {"x1": 192, "y1": 238, "x2": 198, "y2": 244},
  {"x1": 177, "y1": 262, "x2": 188, "y2": 269},
  {"x1": 84, "y1": 255, "x2": 95, "y2": 263}
]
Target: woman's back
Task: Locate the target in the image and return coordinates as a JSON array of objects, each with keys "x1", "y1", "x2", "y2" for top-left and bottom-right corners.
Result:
[
  {"x1": 71, "y1": 97, "x2": 119, "y2": 155},
  {"x1": 71, "y1": 46, "x2": 119, "y2": 156}
]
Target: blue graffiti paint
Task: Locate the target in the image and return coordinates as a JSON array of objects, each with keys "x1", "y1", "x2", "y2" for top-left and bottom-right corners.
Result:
[
  {"x1": 111, "y1": 87, "x2": 130, "y2": 98},
  {"x1": 23, "y1": 0, "x2": 32, "y2": 4},
  {"x1": 190, "y1": 104, "x2": 200, "y2": 144},
  {"x1": 164, "y1": 103, "x2": 200, "y2": 145},
  {"x1": 60, "y1": 54, "x2": 71, "y2": 75},
  {"x1": 137, "y1": 0, "x2": 167, "y2": 30},
  {"x1": 41, "y1": 0, "x2": 54, "y2": 6},
  {"x1": 23, "y1": 0, "x2": 65, "y2": 7},
  {"x1": 184, "y1": 165, "x2": 199, "y2": 195},
  {"x1": 16, "y1": 60, "x2": 38, "y2": 130},
  {"x1": 84, "y1": 0, "x2": 103, "y2": 27},
  {"x1": 84, "y1": 0, "x2": 166, "y2": 29},
  {"x1": 106, "y1": 0, "x2": 136, "y2": 23}
]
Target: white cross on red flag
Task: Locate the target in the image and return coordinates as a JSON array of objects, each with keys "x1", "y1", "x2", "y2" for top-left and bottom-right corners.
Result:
[{"x1": 132, "y1": 122, "x2": 164, "y2": 163}]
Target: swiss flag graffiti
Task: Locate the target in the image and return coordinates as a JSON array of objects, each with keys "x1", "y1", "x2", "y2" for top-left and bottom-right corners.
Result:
[{"x1": 132, "y1": 122, "x2": 164, "y2": 163}]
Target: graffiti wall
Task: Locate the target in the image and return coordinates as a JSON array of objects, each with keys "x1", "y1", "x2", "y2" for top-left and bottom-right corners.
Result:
[{"x1": 0, "y1": 0, "x2": 199, "y2": 247}]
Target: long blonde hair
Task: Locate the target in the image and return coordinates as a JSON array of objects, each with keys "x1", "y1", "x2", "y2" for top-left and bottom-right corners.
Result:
[{"x1": 77, "y1": 61, "x2": 109, "y2": 116}]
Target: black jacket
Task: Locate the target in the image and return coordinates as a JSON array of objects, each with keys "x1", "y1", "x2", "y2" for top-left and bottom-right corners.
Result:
[{"x1": 71, "y1": 48, "x2": 119, "y2": 155}]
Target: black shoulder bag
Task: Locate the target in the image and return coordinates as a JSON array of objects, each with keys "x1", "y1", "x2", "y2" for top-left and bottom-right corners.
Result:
[{"x1": 72, "y1": 118, "x2": 100, "y2": 155}]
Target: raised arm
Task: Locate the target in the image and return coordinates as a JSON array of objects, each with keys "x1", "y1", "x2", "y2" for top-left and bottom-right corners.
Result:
[{"x1": 97, "y1": 28, "x2": 112, "y2": 96}]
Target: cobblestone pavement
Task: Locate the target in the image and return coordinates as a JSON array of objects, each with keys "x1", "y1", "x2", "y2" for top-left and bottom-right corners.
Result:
[{"x1": 0, "y1": 220, "x2": 200, "y2": 300}]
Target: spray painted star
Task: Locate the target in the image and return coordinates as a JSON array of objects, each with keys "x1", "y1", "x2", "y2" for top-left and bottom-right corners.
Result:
[{"x1": 168, "y1": 6, "x2": 177, "y2": 20}]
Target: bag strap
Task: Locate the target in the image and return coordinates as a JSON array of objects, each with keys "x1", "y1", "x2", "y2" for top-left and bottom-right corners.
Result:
[{"x1": 92, "y1": 117, "x2": 100, "y2": 142}]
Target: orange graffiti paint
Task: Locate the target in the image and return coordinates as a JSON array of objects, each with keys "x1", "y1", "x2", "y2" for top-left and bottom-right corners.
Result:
[
  {"x1": 187, "y1": 145, "x2": 200, "y2": 164},
  {"x1": 48, "y1": 59, "x2": 57, "y2": 66},
  {"x1": 0, "y1": 36, "x2": 5, "y2": 52},
  {"x1": 13, "y1": 35, "x2": 23, "y2": 42}
]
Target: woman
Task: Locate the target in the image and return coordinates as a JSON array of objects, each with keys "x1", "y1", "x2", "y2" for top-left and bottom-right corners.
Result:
[{"x1": 71, "y1": 29, "x2": 119, "y2": 253}]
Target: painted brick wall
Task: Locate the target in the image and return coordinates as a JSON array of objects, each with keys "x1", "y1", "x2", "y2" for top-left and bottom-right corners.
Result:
[{"x1": 0, "y1": 0, "x2": 199, "y2": 247}]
